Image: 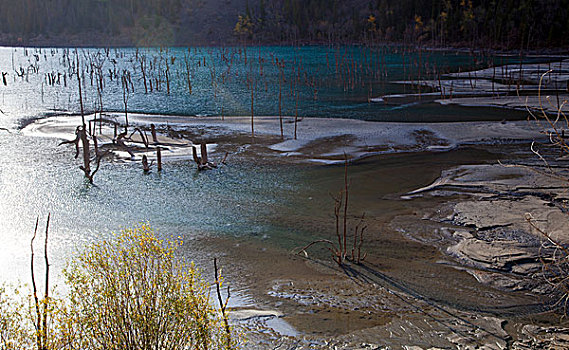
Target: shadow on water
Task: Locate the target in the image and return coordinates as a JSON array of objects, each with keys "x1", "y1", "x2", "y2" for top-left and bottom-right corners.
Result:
[{"x1": 339, "y1": 261, "x2": 511, "y2": 344}]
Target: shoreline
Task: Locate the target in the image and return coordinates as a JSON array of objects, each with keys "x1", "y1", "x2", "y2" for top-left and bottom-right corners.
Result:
[
  {"x1": 22, "y1": 113, "x2": 548, "y2": 166},
  {"x1": 194, "y1": 143, "x2": 569, "y2": 349},
  {"x1": 0, "y1": 39, "x2": 568, "y2": 55},
  {"x1": 11, "y1": 110, "x2": 569, "y2": 348},
  {"x1": 375, "y1": 59, "x2": 569, "y2": 116}
]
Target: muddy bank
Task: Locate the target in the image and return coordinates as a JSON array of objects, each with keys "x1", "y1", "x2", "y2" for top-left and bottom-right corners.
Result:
[
  {"x1": 189, "y1": 143, "x2": 569, "y2": 349},
  {"x1": 18, "y1": 112, "x2": 569, "y2": 348},
  {"x1": 397, "y1": 160, "x2": 569, "y2": 295}
]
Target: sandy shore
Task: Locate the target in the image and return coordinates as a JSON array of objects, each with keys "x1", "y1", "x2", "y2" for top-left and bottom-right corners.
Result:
[
  {"x1": 22, "y1": 112, "x2": 547, "y2": 166},
  {"x1": 375, "y1": 58, "x2": 569, "y2": 115}
]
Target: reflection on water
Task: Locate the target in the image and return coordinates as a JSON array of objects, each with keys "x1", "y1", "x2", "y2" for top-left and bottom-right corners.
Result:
[{"x1": 0, "y1": 131, "x2": 304, "y2": 283}]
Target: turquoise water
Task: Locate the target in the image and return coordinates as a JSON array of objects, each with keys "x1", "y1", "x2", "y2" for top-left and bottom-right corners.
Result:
[{"x1": 0, "y1": 45, "x2": 534, "y2": 127}]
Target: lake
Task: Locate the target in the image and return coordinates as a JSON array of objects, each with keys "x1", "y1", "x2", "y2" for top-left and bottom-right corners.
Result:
[{"x1": 0, "y1": 46, "x2": 549, "y2": 330}]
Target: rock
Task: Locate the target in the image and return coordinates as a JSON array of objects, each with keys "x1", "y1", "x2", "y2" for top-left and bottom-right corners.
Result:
[
  {"x1": 447, "y1": 239, "x2": 536, "y2": 272},
  {"x1": 512, "y1": 325, "x2": 569, "y2": 349}
]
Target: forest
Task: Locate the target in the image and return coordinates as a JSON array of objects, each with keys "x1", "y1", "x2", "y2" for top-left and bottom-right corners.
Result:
[{"x1": 0, "y1": 0, "x2": 566, "y2": 48}]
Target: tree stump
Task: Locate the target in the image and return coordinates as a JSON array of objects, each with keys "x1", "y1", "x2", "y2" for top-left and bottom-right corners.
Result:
[
  {"x1": 157, "y1": 147, "x2": 162, "y2": 172},
  {"x1": 192, "y1": 143, "x2": 217, "y2": 171},
  {"x1": 151, "y1": 124, "x2": 158, "y2": 144},
  {"x1": 142, "y1": 155, "x2": 151, "y2": 173}
]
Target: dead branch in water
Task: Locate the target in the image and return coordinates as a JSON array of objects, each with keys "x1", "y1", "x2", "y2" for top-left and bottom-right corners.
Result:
[
  {"x1": 128, "y1": 127, "x2": 149, "y2": 148},
  {"x1": 296, "y1": 155, "x2": 367, "y2": 266},
  {"x1": 296, "y1": 239, "x2": 343, "y2": 265},
  {"x1": 58, "y1": 126, "x2": 81, "y2": 159},
  {"x1": 221, "y1": 152, "x2": 229, "y2": 165},
  {"x1": 116, "y1": 131, "x2": 135, "y2": 158}
]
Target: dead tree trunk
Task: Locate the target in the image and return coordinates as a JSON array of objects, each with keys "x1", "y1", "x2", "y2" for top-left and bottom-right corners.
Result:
[
  {"x1": 122, "y1": 73, "x2": 130, "y2": 128},
  {"x1": 157, "y1": 147, "x2": 162, "y2": 171},
  {"x1": 79, "y1": 126, "x2": 91, "y2": 178},
  {"x1": 151, "y1": 123, "x2": 158, "y2": 144},
  {"x1": 200, "y1": 143, "x2": 208, "y2": 164},
  {"x1": 30, "y1": 215, "x2": 51, "y2": 350},
  {"x1": 76, "y1": 50, "x2": 85, "y2": 127}
]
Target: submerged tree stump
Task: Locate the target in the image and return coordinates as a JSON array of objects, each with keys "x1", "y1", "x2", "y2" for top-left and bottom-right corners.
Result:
[
  {"x1": 157, "y1": 147, "x2": 162, "y2": 172},
  {"x1": 142, "y1": 155, "x2": 152, "y2": 174},
  {"x1": 151, "y1": 124, "x2": 158, "y2": 144},
  {"x1": 192, "y1": 143, "x2": 217, "y2": 171}
]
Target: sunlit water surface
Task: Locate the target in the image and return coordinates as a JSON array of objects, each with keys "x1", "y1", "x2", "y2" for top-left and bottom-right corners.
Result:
[{"x1": 0, "y1": 45, "x2": 539, "y2": 285}]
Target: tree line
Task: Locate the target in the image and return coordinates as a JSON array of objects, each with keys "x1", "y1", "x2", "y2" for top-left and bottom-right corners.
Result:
[
  {"x1": 0, "y1": 0, "x2": 567, "y2": 48},
  {"x1": 244, "y1": 0, "x2": 569, "y2": 48}
]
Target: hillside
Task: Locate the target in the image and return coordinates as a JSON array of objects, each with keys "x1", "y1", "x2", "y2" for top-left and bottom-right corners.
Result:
[{"x1": 0, "y1": 0, "x2": 567, "y2": 48}]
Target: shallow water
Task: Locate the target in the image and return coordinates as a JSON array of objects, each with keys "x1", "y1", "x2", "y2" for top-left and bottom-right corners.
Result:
[
  {"x1": 0, "y1": 46, "x2": 550, "y2": 340},
  {"x1": 0, "y1": 130, "x2": 310, "y2": 282}
]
